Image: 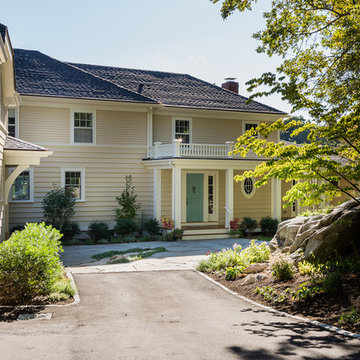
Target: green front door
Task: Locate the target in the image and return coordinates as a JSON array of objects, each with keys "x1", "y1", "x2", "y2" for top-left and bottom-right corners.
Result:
[{"x1": 186, "y1": 173, "x2": 204, "y2": 222}]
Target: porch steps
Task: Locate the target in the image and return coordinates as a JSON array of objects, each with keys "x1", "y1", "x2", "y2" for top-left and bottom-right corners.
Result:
[{"x1": 182, "y1": 227, "x2": 231, "y2": 240}]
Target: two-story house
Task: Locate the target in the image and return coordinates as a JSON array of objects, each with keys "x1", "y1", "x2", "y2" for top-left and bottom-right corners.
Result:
[
  {"x1": 0, "y1": 24, "x2": 52, "y2": 240},
  {"x1": 9, "y1": 47, "x2": 287, "y2": 239}
]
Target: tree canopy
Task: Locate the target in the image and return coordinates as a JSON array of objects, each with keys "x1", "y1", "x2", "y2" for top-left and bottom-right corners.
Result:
[{"x1": 213, "y1": 0, "x2": 360, "y2": 206}]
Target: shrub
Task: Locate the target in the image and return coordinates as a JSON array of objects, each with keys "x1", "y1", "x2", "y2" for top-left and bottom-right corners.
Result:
[
  {"x1": 61, "y1": 221, "x2": 80, "y2": 240},
  {"x1": 225, "y1": 266, "x2": 244, "y2": 280},
  {"x1": 88, "y1": 221, "x2": 109, "y2": 242},
  {"x1": 42, "y1": 188, "x2": 76, "y2": 232},
  {"x1": 142, "y1": 218, "x2": 161, "y2": 236},
  {"x1": 230, "y1": 218, "x2": 240, "y2": 231},
  {"x1": 115, "y1": 175, "x2": 141, "y2": 220},
  {"x1": 322, "y1": 271, "x2": 342, "y2": 293},
  {"x1": 0, "y1": 223, "x2": 63, "y2": 303},
  {"x1": 259, "y1": 217, "x2": 279, "y2": 236},
  {"x1": 272, "y1": 260, "x2": 294, "y2": 281},
  {"x1": 162, "y1": 228, "x2": 184, "y2": 241},
  {"x1": 239, "y1": 217, "x2": 258, "y2": 237},
  {"x1": 160, "y1": 216, "x2": 174, "y2": 230},
  {"x1": 298, "y1": 261, "x2": 319, "y2": 276},
  {"x1": 338, "y1": 308, "x2": 360, "y2": 327},
  {"x1": 51, "y1": 278, "x2": 76, "y2": 297},
  {"x1": 114, "y1": 218, "x2": 138, "y2": 237}
]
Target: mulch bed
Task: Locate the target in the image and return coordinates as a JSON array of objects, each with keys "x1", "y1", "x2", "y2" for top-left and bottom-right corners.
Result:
[{"x1": 209, "y1": 269, "x2": 360, "y2": 334}]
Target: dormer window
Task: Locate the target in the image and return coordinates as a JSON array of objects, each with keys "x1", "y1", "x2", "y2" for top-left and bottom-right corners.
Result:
[{"x1": 174, "y1": 118, "x2": 191, "y2": 143}]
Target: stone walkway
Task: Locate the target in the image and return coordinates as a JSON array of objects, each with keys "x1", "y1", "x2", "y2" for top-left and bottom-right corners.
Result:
[{"x1": 62, "y1": 238, "x2": 250, "y2": 273}]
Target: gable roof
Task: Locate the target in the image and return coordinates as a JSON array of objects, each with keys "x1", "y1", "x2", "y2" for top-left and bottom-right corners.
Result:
[
  {"x1": 14, "y1": 49, "x2": 157, "y2": 104},
  {"x1": 14, "y1": 48, "x2": 285, "y2": 114}
]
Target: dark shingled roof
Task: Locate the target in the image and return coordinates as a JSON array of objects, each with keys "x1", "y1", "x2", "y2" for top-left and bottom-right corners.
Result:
[
  {"x1": 13, "y1": 48, "x2": 285, "y2": 114},
  {"x1": 70, "y1": 63, "x2": 284, "y2": 114},
  {"x1": 14, "y1": 49, "x2": 157, "y2": 104},
  {"x1": 5, "y1": 136, "x2": 48, "y2": 151},
  {"x1": 0, "y1": 23, "x2": 7, "y2": 42}
]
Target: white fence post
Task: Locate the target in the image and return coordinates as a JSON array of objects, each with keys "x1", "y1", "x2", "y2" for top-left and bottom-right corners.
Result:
[
  {"x1": 226, "y1": 141, "x2": 234, "y2": 158},
  {"x1": 173, "y1": 139, "x2": 182, "y2": 157}
]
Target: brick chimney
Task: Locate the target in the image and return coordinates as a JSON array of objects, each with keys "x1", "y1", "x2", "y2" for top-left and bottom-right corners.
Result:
[{"x1": 222, "y1": 77, "x2": 239, "y2": 94}]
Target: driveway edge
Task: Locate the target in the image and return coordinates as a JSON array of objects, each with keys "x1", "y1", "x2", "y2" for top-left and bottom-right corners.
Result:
[{"x1": 196, "y1": 270, "x2": 360, "y2": 340}]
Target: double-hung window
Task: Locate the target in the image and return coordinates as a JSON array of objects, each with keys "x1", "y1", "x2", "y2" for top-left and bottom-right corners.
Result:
[
  {"x1": 73, "y1": 112, "x2": 94, "y2": 143},
  {"x1": 244, "y1": 123, "x2": 258, "y2": 137},
  {"x1": 62, "y1": 169, "x2": 85, "y2": 201},
  {"x1": 8, "y1": 108, "x2": 17, "y2": 137},
  {"x1": 174, "y1": 119, "x2": 191, "y2": 143}
]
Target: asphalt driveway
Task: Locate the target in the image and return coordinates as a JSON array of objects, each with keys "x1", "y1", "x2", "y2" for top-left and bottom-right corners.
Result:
[{"x1": 0, "y1": 271, "x2": 358, "y2": 359}]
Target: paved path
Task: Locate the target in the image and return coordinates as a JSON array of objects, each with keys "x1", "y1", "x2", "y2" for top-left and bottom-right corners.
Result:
[
  {"x1": 0, "y1": 271, "x2": 358, "y2": 359},
  {"x1": 62, "y1": 238, "x2": 249, "y2": 273}
]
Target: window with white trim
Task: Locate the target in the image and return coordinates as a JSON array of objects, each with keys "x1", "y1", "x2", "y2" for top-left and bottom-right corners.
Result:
[
  {"x1": 241, "y1": 177, "x2": 256, "y2": 198},
  {"x1": 174, "y1": 119, "x2": 190, "y2": 143},
  {"x1": 8, "y1": 108, "x2": 16, "y2": 137},
  {"x1": 74, "y1": 112, "x2": 93, "y2": 143},
  {"x1": 63, "y1": 170, "x2": 84, "y2": 200},
  {"x1": 9, "y1": 167, "x2": 34, "y2": 202}
]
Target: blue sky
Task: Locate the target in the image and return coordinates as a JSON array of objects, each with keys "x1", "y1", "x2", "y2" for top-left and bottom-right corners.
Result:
[{"x1": 2, "y1": 0, "x2": 291, "y2": 114}]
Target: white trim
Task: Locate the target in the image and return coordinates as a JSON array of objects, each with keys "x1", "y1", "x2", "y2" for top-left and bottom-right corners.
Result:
[
  {"x1": 70, "y1": 109, "x2": 96, "y2": 145},
  {"x1": 61, "y1": 167, "x2": 86, "y2": 202},
  {"x1": 172, "y1": 117, "x2": 192, "y2": 143},
  {"x1": 154, "y1": 168, "x2": 161, "y2": 219},
  {"x1": 183, "y1": 170, "x2": 219, "y2": 223},
  {"x1": 8, "y1": 166, "x2": 34, "y2": 203},
  {"x1": 7, "y1": 106, "x2": 19, "y2": 138},
  {"x1": 241, "y1": 176, "x2": 256, "y2": 199},
  {"x1": 225, "y1": 169, "x2": 234, "y2": 229}
]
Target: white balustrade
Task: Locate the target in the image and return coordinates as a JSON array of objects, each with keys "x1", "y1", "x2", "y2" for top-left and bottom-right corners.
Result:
[{"x1": 149, "y1": 140, "x2": 262, "y2": 159}]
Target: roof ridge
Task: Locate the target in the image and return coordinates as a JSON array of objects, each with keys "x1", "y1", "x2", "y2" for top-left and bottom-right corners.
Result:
[{"x1": 67, "y1": 62, "x2": 160, "y2": 104}]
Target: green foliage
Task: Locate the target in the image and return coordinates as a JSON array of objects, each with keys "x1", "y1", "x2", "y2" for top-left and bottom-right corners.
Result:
[
  {"x1": 298, "y1": 261, "x2": 319, "y2": 276},
  {"x1": 88, "y1": 221, "x2": 109, "y2": 242},
  {"x1": 212, "y1": 0, "x2": 360, "y2": 207},
  {"x1": 239, "y1": 217, "x2": 257, "y2": 236},
  {"x1": 198, "y1": 240, "x2": 270, "y2": 273},
  {"x1": 254, "y1": 286, "x2": 286, "y2": 303},
  {"x1": 299, "y1": 207, "x2": 334, "y2": 217},
  {"x1": 259, "y1": 217, "x2": 279, "y2": 236},
  {"x1": 114, "y1": 218, "x2": 138, "y2": 237},
  {"x1": 338, "y1": 308, "x2": 360, "y2": 327},
  {"x1": 0, "y1": 223, "x2": 63, "y2": 303},
  {"x1": 292, "y1": 284, "x2": 323, "y2": 302},
  {"x1": 50, "y1": 278, "x2": 76, "y2": 298},
  {"x1": 162, "y1": 228, "x2": 184, "y2": 241},
  {"x1": 272, "y1": 260, "x2": 294, "y2": 281},
  {"x1": 115, "y1": 175, "x2": 141, "y2": 220},
  {"x1": 142, "y1": 218, "x2": 161, "y2": 236},
  {"x1": 280, "y1": 116, "x2": 312, "y2": 144},
  {"x1": 61, "y1": 221, "x2": 80, "y2": 240},
  {"x1": 322, "y1": 271, "x2": 342, "y2": 294},
  {"x1": 42, "y1": 188, "x2": 76, "y2": 233},
  {"x1": 225, "y1": 266, "x2": 245, "y2": 280}
]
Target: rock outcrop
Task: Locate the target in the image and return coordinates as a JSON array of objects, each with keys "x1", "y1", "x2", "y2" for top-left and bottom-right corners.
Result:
[{"x1": 270, "y1": 198, "x2": 360, "y2": 262}]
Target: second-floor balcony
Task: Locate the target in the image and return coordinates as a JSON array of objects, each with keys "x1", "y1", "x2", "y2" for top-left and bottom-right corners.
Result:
[{"x1": 149, "y1": 139, "x2": 262, "y2": 160}]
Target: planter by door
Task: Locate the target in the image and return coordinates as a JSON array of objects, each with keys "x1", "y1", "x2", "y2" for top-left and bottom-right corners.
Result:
[{"x1": 186, "y1": 173, "x2": 204, "y2": 222}]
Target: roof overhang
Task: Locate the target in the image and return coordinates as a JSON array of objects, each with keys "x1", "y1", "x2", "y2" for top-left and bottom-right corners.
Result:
[{"x1": 4, "y1": 149, "x2": 53, "y2": 166}]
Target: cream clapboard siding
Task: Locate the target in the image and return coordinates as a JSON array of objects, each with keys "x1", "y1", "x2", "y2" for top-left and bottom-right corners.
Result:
[
  {"x1": 161, "y1": 169, "x2": 172, "y2": 217},
  {"x1": 10, "y1": 106, "x2": 153, "y2": 229},
  {"x1": 233, "y1": 170, "x2": 271, "y2": 221},
  {"x1": 153, "y1": 115, "x2": 279, "y2": 145},
  {"x1": 281, "y1": 180, "x2": 293, "y2": 219},
  {"x1": 218, "y1": 170, "x2": 225, "y2": 225},
  {"x1": 97, "y1": 110, "x2": 146, "y2": 145},
  {"x1": 9, "y1": 145, "x2": 153, "y2": 230},
  {"x1": 19, "y1": 106, "x2": 70, "y2": 143},
  {"x1": 153, "y1": 115, "x2": 172, "y2": 144}
]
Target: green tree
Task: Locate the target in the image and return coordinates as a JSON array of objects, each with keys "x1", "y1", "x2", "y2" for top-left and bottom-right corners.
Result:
[
  {"x1": 280, "y1": 116, "x2": 311, "y2": 144},
  {"x1": 213, "y1": 0, "x2": 360, "y2": 206},
  {"x1": 115, "y1": 175, "x2": 141, "y2": 220}
]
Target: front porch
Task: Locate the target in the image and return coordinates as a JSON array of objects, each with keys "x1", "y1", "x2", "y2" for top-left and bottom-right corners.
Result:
[{"x1": 144, "y1": 158, "x2": 282, "y2": 240}]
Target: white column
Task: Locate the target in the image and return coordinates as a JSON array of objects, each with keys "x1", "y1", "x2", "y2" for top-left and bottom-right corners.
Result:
[
  {"x1": 153, "y1": 169, "x2": 162, "y2": 219},
  {"x1": 271, "y1": 179, "x2": 282, "y2": 221},
  {"x1": 225, "y1": 168, "x2": 234, "y2": 229},
  {"x1": 172, "y1": 165, "x2": 182, "y2": 228},
  {"x1": 173, "y1": 139, "x2": 181, "y2": 157},
  {"x1": 225, "y1": 141, "x2": 234, "y2": 158}
]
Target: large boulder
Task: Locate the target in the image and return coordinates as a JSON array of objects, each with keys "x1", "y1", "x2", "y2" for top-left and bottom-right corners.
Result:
[{"x1": 273, "y1": 198, "x2": 360, "y2": 262}]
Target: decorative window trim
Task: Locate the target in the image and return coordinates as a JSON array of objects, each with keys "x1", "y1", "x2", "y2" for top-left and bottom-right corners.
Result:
[
  {"x1": 242, "y1": 121, "x2": 260, "y2": 138},
  {"x1": 172, "y1": 117, "x2": 192, "y2": 143},
  {"x1": 241, "y1": 177, "x2": 256, "y2": 199},
  {"x1": 61, "y1": 168, "x2": 86, "y2": 202},
  {"x1": 9, "y1": 166, "x2": 34, "y2": 203},
  {"x1": 70, "y1": 109, "x2": 96, "y2": 145},
  {"x1": 8, "y1": 107, "x2": 19, "y2": 138}
]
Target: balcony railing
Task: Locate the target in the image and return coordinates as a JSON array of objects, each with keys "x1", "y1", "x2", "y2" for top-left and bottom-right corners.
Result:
[{"x1": 149, "y1": 139, "x2": 262, "y2": 160}]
